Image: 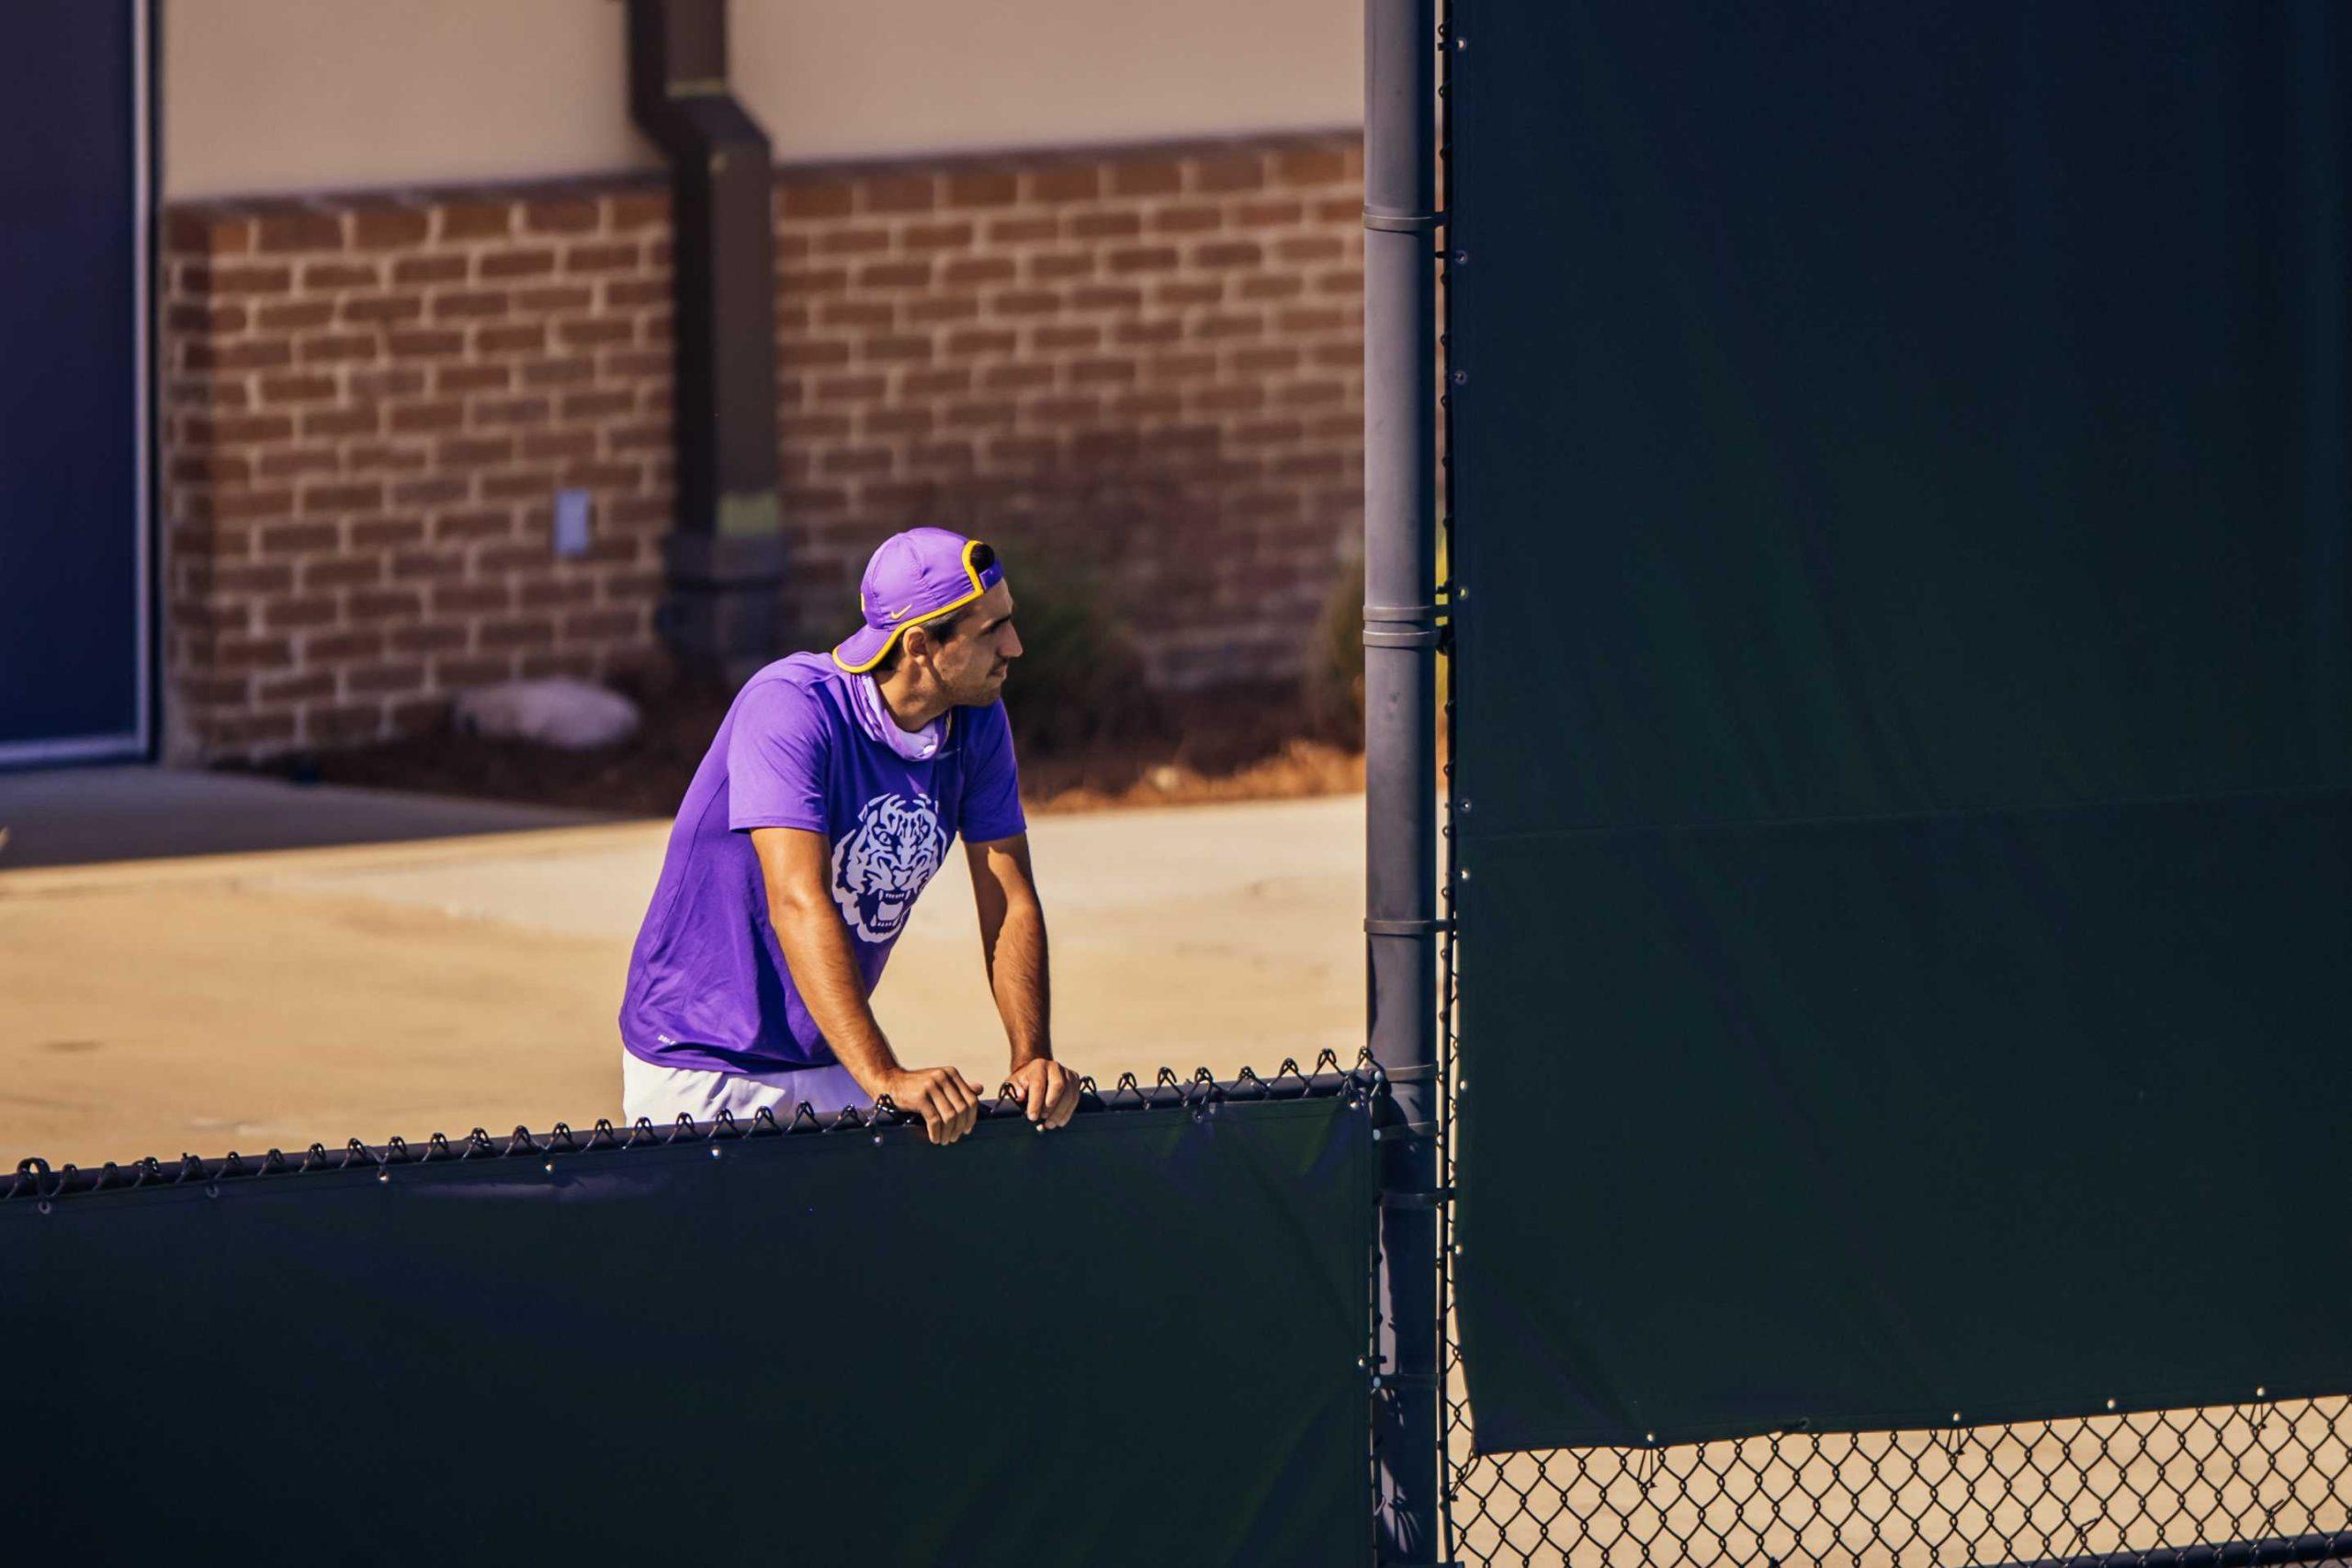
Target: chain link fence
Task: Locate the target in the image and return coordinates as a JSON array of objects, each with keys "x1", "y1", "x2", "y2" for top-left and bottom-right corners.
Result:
[
  {"x1": 1431, "y1": 858, "x2": 2352, "y2": 1565},
  {"x1": 1442, "y1": 1388, "x2": 2352, "y2": 1566},
  {"x1": 1430, "y1": 606, "x2": 2352, "y2": 1568},
  {"x1": 1430, "y1": 611, "x2": 2352, "y2": 1567},
  {"x1": 3, "y1": 1052, "x2": 1379, "y2": 1203},
  {"x1": 1430, "y1": 670, "x2": 2352, "y2": 1566}
]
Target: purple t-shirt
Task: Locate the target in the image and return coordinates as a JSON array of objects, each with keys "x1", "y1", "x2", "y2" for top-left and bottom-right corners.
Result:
[{"x1": 618, "y1": 652, "x2": 1026, "y2": 1074}]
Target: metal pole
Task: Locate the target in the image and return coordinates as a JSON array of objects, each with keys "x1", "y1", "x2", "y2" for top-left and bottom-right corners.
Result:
[{"x1": 1363, "y1": 0, "x2": 1443, "y2": 1560}]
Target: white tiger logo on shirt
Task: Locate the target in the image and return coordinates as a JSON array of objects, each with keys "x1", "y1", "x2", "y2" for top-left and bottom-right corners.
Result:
[{"x1": 831, "y1": 792, "x2": 948, "y2": 942}]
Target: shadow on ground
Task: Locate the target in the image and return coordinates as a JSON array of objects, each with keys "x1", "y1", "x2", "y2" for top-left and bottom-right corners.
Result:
[
  {"x1": 0, "y1": 766, "x2": 607, "y2": 872},
  {"x1": 218, "y1": 670, "x2": 1364, "y2": 819}
]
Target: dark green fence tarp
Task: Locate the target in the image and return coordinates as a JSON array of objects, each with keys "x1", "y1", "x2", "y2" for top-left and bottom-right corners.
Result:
[
  {"x1": 2, "y1": 1096, "x2": 1374, "y2": 1562},
  {"x1": 1450, "y1": 0, "x2": 2352, "y2": 1452}
]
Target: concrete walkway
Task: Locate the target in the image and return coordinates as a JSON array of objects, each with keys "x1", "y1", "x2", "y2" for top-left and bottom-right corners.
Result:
[{"x1": 0, "y1": 784, "x2": 1363, "y2": 1168}]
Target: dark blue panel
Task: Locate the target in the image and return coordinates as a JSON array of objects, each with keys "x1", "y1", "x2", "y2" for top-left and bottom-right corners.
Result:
[
  {"x1": 1450, "y1": 0, "x2": 2352, "y2": 1451},
  {"x1": 0, "y1": 2, "x2": 144, "y2": 755},
  {"x1": 1, "y1": 1094, "x2": 1376, "y2": 1562}
]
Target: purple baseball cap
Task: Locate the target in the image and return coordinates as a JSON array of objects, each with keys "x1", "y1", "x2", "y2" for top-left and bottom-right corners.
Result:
[{"x1": 831, "y1": 527, "x2": 1005, "y2": 674}]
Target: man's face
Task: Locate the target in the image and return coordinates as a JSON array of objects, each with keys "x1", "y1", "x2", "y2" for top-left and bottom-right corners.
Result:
[{"x1": 923, "y1": 580, "x2": 1021, "y2": 705}]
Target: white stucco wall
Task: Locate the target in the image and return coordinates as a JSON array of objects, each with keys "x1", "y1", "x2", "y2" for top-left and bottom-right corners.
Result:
[{"x1": 164, "y1": 0, "x2": 1361, "y2": 200}]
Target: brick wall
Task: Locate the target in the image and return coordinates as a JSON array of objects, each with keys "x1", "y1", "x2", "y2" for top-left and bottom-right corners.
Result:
[{"x1": 162, "y1": 132, "x2": 1364, "y2": 760}]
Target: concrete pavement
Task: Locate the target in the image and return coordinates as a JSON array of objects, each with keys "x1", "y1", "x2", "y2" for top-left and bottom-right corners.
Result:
[{"x1": 0, "y1": 786, "x2": 1363, "y2": 1168}]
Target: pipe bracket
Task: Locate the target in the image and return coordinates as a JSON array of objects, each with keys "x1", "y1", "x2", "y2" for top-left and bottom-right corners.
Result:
[
  {"x1": 1372, "y1": 1371, "x2": 1444, "y2": 1391},
  {"x1": 1363, "y1": 207, "x2": 1446, "y2": 233},
  {"x1": 1365, "y1": 598, "x2": 1453, "y2": 651}
]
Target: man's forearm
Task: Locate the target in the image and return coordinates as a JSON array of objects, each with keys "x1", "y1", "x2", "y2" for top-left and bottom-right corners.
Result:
[
  {"x1": 770, "y1": 899, "x2": 900, "y2": 1093},
  {"x1": 986, "y1": 897, "x2": 1051, "y2": 1067}
]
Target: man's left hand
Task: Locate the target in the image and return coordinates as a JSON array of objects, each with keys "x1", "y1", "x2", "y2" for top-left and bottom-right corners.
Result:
[{"x1": 1008, "y1": 1057, "x2": 1080, "y2": 1130}]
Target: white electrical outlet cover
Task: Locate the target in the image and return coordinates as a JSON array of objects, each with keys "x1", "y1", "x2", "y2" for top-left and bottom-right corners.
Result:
[{"x1": 553, "y1": 489, "x2": 593, "y2": 557}]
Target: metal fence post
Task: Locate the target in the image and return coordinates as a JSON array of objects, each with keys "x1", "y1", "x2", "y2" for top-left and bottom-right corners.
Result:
[{"x1": 1364, "y1": 0, "x2": 1444, "y2": 1560}]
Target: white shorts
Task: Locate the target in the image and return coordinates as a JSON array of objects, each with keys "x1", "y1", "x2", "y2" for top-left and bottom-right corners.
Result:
[{"x1": 620, "y1": 1046, "x2": 870, "y2": 1127}]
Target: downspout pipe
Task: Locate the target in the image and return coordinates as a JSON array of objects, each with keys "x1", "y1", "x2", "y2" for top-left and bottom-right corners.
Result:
[
  {"x1": 1363, "y1": 0, "x2": 1444, "y2": 1560},
  {"x1": 627, "y1": 0, "x2": 784, "y2": 681}
]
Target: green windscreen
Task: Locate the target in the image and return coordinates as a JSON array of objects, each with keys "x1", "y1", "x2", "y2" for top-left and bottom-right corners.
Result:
[
  {"x1": 1449, "y1": 0, "x2": 2352, "y2": 1452},
  {"x1": 2, "y1": 1095, "x2": 1374, "y2": 1561}
]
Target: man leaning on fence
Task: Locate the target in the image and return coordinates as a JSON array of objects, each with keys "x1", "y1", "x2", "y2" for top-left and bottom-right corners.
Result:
[{"x1": 616, "y1": 527, "x2": 1080, "y2": 1145}]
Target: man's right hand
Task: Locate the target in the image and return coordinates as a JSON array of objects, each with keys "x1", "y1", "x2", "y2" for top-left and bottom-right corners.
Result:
[
  {"x1": 876, "y1": 1066, "x2": 988, "y2": 1145},
  {"x1": 753, "y1": 831, "x2": 988, "y2": 1149}
]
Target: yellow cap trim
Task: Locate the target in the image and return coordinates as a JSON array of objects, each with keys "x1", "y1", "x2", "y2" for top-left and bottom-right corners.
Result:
[{"x1": 831, "y1": 538, "x2": 993, "y2": 674}]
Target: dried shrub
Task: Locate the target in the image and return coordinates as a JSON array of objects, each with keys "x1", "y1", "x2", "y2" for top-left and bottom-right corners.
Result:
[
  {"x1": 985, "y1": 540, "x2": 1158, "y2": 757},
  {"x1": 1303, "y1": 540, "x2": 1448, "y2": 746}
]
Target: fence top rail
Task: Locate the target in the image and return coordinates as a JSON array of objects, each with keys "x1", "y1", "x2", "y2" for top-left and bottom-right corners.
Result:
[
  {"x1": 6, "y1": 1051, "x2": 1387, "y2": 1207},
  {"x1": 2003, "y1": 1529, "x2": 2352, "y2": 1568}
]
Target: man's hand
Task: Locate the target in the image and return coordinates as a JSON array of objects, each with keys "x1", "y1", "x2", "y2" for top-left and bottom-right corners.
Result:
[
  {"x1": 876, "y1": 1065, "x2": 987, "y2": 1146},
  {"x1": 1008, "y1": 1057, "x2": 1080, "y2": 1130}
]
